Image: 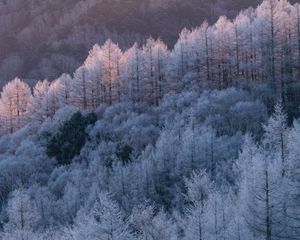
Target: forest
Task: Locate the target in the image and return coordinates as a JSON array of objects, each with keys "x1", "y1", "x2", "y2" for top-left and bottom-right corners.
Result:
[
  {"x1": 0, "y1": 0, "x2": 265, "y2": 84},
  {"x1": 0, "y1": 0, "x2": 300, "y2": 239}
]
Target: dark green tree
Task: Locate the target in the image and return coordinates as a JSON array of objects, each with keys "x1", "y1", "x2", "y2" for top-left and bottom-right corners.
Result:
[
  {"x1": 46, "y1": 112, "x2": 97, "y2": 165},
  {"x1": 116, "y1": 142, "x2": 133, "y2": 166}
]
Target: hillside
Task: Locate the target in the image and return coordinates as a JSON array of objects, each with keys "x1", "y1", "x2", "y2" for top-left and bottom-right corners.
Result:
[{"x1": 0, "y1": 0, "x2": 300, "y2": 239}]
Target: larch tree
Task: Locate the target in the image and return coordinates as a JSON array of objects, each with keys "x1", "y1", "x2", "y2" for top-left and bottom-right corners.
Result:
[
  {"x1": 100, "y1": 39, "x2": 123, "y2": 104},
  {"x1": 0, "y1": 77, "x2": 32, "y2": 133},
  {"x1": 255, "y1": 0, "x2": 281, "y2": 90},
  {"x1": 237, "y1": 135, "x2": 286, "y2": 240},
  {"x1": 189, "y1": 21, "x2": 213, "y2": 89},
  {"x1": 71, "y1": 66, "x2": 88, "y2": 110},
  {"x1": 142, "y1": 38, "x2": 169, "y2": 105},
  {"x1": 129, "y1": 204, "x2": 175, "y2": 240},
  {"x1": 83, "y1": 44, "x2": 103, "y2": 107},
  {"x1": 263, "y1": 102, "x2": 288, "y2": 176},
  {"x1": 233, "y1": 11, "x2": 253, "y2": 80},
  {"x1": 27, "y1": 79, "x2": 50, "y2": 122},
  {"x1": 168, "y1": 28, "x2": 192, "y2": 91},
  {"x1": 72, "y1": 191, "x2": 132, "y2": 240},
  {"x1": 122, "y1": 43, "x2": 143, "y2": 103},
  {"x1": 43, "y1": 80, "x2": 61, "y2": 118},
  {"x1": 183, "y1": 170, "x2": 214, "y2": 240},
  {"x1": 71, "y1": 66, "x2": 96, "y2": 110},
  {"x1": 287, "y1": 120, "x2": 300, "y2": 239},
  {"x1": 56, "y1": 73, "x2": 72, "y2": 106},
  {"x1": 29, "y1": 79, "x2": 62, "y2": 121},
  {"x1": 212, "y1": 16, "x2": 235, "y2": 89},
  {"x1": 3, "y1": 189, "x2": 41, "y2": 240}
]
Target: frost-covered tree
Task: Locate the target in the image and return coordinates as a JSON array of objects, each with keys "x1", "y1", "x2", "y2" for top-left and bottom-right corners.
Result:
[
  {"x1": 56, "y1": 73, "x2": 73, "y2": 106},
  {"x1": 28, "y1": 79, "x2": 62, "y2": 122},
  {"x1": 183, "y1": 171, "x2": 214, "y2": 240},
  {"x1": 263, "y1": 102, "x2": 288, "y2": 175},
  {"x1": 3, "y1": 189, "x2": 41, "y2": 240},
  {"x1": 0, "y1": 78, "x2": 32, "y2": 133},
  {"x1": 43, "y1": 79, "x2": 61, "y2": 118},
  {"x1": 27, "y1": 79, "x2": 50, "y2": 122},
  {"x1": 84, "y1": 44, "x2": 103, "y2": 108},
  {"x1": 122, "y1": 43, "x2": 143, "y2": 103},
  {"x1": 100, "y1": 40, "x2": 123, "y2": 104},
  {"x1": 141, "y1": 38, "x2": 169, "y2": 105},
  {"x1": 130, "y1": 205, "x2": 175, "y2": 240},
  {"x1": 71, "y1": 66, "x2": 89, "y2": 110},
  {"x1": 237, "y1": 135, "x2": 287, "y2": 240},
  {"x1": 284, "y1": 119, "x2": 300, "y2": 238},
  {"x1": 168, "y1": 28, "x2": 192, "y2": 91},
  {"x1": 72, "y1": 191, "x2": 132, "y2": 240}
]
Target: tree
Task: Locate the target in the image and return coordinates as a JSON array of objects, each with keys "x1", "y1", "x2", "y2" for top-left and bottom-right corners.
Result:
[
  {"x1": 72, "y1": 191, "x2": 132, "y2": 240},
  {"x1": 141, "y1": 38, "x2": 169, "y2": 105},
  {"x1": 130, "y1": 204, "x2": 175, "y2": 240},
  {"x1": 116, "y1": 142, "x2": 133, "y2": 195},
  {"x1": 3, "y1": 189, "x2": 41, "y2": 240},
  {"x1": 83, "y1": 44, "x2": 103, "y2": 108},
  {"x1": 56, "y1": 73, "x2": 73, "y2": 106},
  {"x1": 46, "y1": 112, "x2": 97, "y2": 165},
  {"x1": 183, "y1": 171, "x2": 235, "y2": 240},
  {"x1": 29, "y1": 78, "x2": 64, "y2": 122},
  {"x1": 168, "y1": 28, "x2": 192, "y2": 91},
  {"x1": 233, "y1": 11, "x2": 253, "y2": 81},
  {"x1": 0, "y1": 77, "x2": 32, "y2": 133},
  {"x1": 100, "y1": 40, "x2": 123, "y2": 104},
  {"x1": 116, "y1": 142, "x2": 133, "y2": 166},
  {"x1": 263, "y1": 102, "x2": 288, "y2": 176},
  {"x1": 27, "y1": 79, "x2": 50, "y2": 122},
  {"x1": 212, "y1": 16, "x2": 235, "y2": 89},
  {"x1": 122, "y1": 43, "x2": 143, "y2": 103},
  {"x1": 43, "y1": 79, "x2": 61, "y2": 118},
  {"x1": 71, "y1": 66, "x2": 89, "y2": 110},
  {"x1": 190, "y1": 21, "x2": 213, "y2": 89},
  {"x1": 286, "y1": 120, "x2": 300, "y2": 239},
  {"x1": 183, "y1": 171, "x2": 214, "y2": 240},
  {"x1": 237, "y1": 135, "x2": 286, "y2": 240},
  {"x1": 255, "y1": 0, "x2": 280, "y2": 89}
]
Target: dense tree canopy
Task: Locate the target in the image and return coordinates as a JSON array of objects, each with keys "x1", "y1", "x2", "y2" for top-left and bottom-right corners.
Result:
[{"x1": 0, "y1": 0, "x2": 268, "y2": 85}]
